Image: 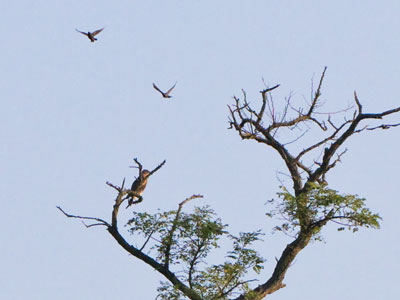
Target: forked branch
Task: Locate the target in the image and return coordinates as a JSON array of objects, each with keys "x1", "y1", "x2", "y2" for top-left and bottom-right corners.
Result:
[
  {"x1": 229, "y1": 69, "x2": 400, "y2": 299},
  {"x1": 57, "y1": 206, "x2": 110, "y2": 227},
  {"x1": 229, "y1": 68, "x2": 400, "y2": 192}
]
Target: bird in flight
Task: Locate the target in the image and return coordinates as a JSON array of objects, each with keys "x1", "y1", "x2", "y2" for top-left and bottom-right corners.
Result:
[
  {"x1": 153, "y1": 82, "x2": 177, "y2": 98},
  {"x1": 75, "y1": 28, "x2": 104, "y2": 42},
  {"x1": 127, "y1": 170, "x2": 151, "y2": 207}
]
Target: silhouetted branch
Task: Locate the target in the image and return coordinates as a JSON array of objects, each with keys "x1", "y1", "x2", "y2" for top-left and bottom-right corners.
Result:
[
  {"x1": 130, "y1": 158, "x2": 166, "y2": 176},
  {"x1": 140, "y1": 228, "x2": 157, "y2": 251},
  {"x1": 366, "y1": 123, "x2": 400, "y2": 130},
  {"x1": 229, "y1": 68, "x2": 400, "y2": 194},
  {"x1": 229, "y1": 69, "x2": 400, "y2": 299},
  {"x1": 149, "y1": 159, "x2": 167, "y2": 176},
  {"x1": 131, "y1": 158, "x2": 143, "y2": 172},
  {"x1": 106, "y1": 178, "x2": 125, "y2": 192},
  {"x1": 57, "y1": 206, "x2": 110, "y2": 227},
  {"x1": 309, "y1": 95, "x2": 400, "y2": 184}
]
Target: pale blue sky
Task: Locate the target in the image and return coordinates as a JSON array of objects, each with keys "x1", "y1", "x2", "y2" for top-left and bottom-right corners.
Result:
[{"x1": 1, "y1": 1, "x2": 399, "y2": 299}]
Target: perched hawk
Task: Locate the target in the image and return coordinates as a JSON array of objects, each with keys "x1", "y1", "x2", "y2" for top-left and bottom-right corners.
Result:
[
  {"x1": 76, "y1": 28, "x2": 104, "y2": 42},
  {"x1": 127, "y1": 170, "x2": 151, "y2": 207}
]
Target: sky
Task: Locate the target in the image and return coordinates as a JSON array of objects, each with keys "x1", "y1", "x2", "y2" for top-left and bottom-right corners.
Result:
[{"x1": 1, "y1": 1, "x2": 399, "y2": 299}]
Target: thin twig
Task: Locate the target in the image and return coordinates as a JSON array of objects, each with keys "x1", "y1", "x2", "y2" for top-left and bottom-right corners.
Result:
[{"x1": 57, "y1": 206, "x2": 111, "y2": 227}]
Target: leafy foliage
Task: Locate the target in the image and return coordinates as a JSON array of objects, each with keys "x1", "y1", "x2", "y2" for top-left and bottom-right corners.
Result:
[
  {"x1": 127, "y1": 206, "x2": 226, "y2": 264},
  {"x1": 266, "y1": 183, "x2": 381, "y2": 239},
  {"x1": 127, "y1": 206, "x2": 265, "y2": 299}
]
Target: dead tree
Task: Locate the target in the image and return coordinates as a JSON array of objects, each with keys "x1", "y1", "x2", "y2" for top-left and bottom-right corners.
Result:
[{"x1": 227, "y1": 67, "x2": 400, "y2": 298}]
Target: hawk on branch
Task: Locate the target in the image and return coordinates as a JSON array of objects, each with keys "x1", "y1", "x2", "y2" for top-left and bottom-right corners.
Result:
[{"x1": 127, "y1": 169, "x2": 151, "y2": 207}]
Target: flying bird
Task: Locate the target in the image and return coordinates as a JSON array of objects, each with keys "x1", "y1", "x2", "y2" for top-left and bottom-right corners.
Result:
[
  {"x1": 127, "y1": 170, "x2": 151, "y2": 207},
  {"x1": 75, "y1": 28, "x2": 104, "y2": 42},
  {"x1": 153, "y1": 82, "x2": 177, "y2": 98}
]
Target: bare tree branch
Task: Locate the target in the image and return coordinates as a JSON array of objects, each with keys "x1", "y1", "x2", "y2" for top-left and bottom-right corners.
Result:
[
  {"x1": 354, "y1": 91, "x2": 362, "y2": 113},
  {"x1": 106, "y1": 179, "x2": 124, "y2": 192},
  {"x1": 309, "y1": 97, "x2": 400, "y2": 184},
  {"x1": 366, "y1": 123, "x2": 400, "y2": 130},
  {"x1": 229, "y1": 69, "x2": 400, "y2": 299},
  {"x1": 140, "y1": 228, "x2": 157, "y2": 251},
  {"x1": 229, "y1": 68, "x2": 400, "y2": 195},
  {"x1": 57, "y1": 206, "x2": 111, "y2": 227},
  {"x1": 149, "y1": 159, "x2": 167, "y2": 176}
]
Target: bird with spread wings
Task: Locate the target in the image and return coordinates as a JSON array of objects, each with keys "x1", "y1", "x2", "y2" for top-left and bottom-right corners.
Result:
[
  {"x1": 153, "y1": 82, "x2": 177, "y2": 98},
  {"x1": 76, "y1": 28, "x2": 104, "y2": 42}
]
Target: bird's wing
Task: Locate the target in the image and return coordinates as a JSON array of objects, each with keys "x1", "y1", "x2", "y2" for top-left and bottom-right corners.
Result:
[
  {"x1": 91, "y1": 28, "x2": 104, "y2": 36},
  {"x1": 131, "y1": 177, "x2": 140, "y2": 190},
  {"x1": 75, "y1": 29, "x2": 88, "y2": 36},
  {"x1": 153, "y1": 83, "x2": 164, "y2": 95},
  {"x1": 165, "y1": 82, "x2": 177, "y2": 95}
]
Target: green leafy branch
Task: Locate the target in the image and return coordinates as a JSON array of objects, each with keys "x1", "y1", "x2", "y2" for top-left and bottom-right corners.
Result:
[
  {"x1": 128, "y1": 205, "x2": 265, "y2": 300},
  {"x1": 267, "y1": 183, "x2": 381, "y2": 238}
]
